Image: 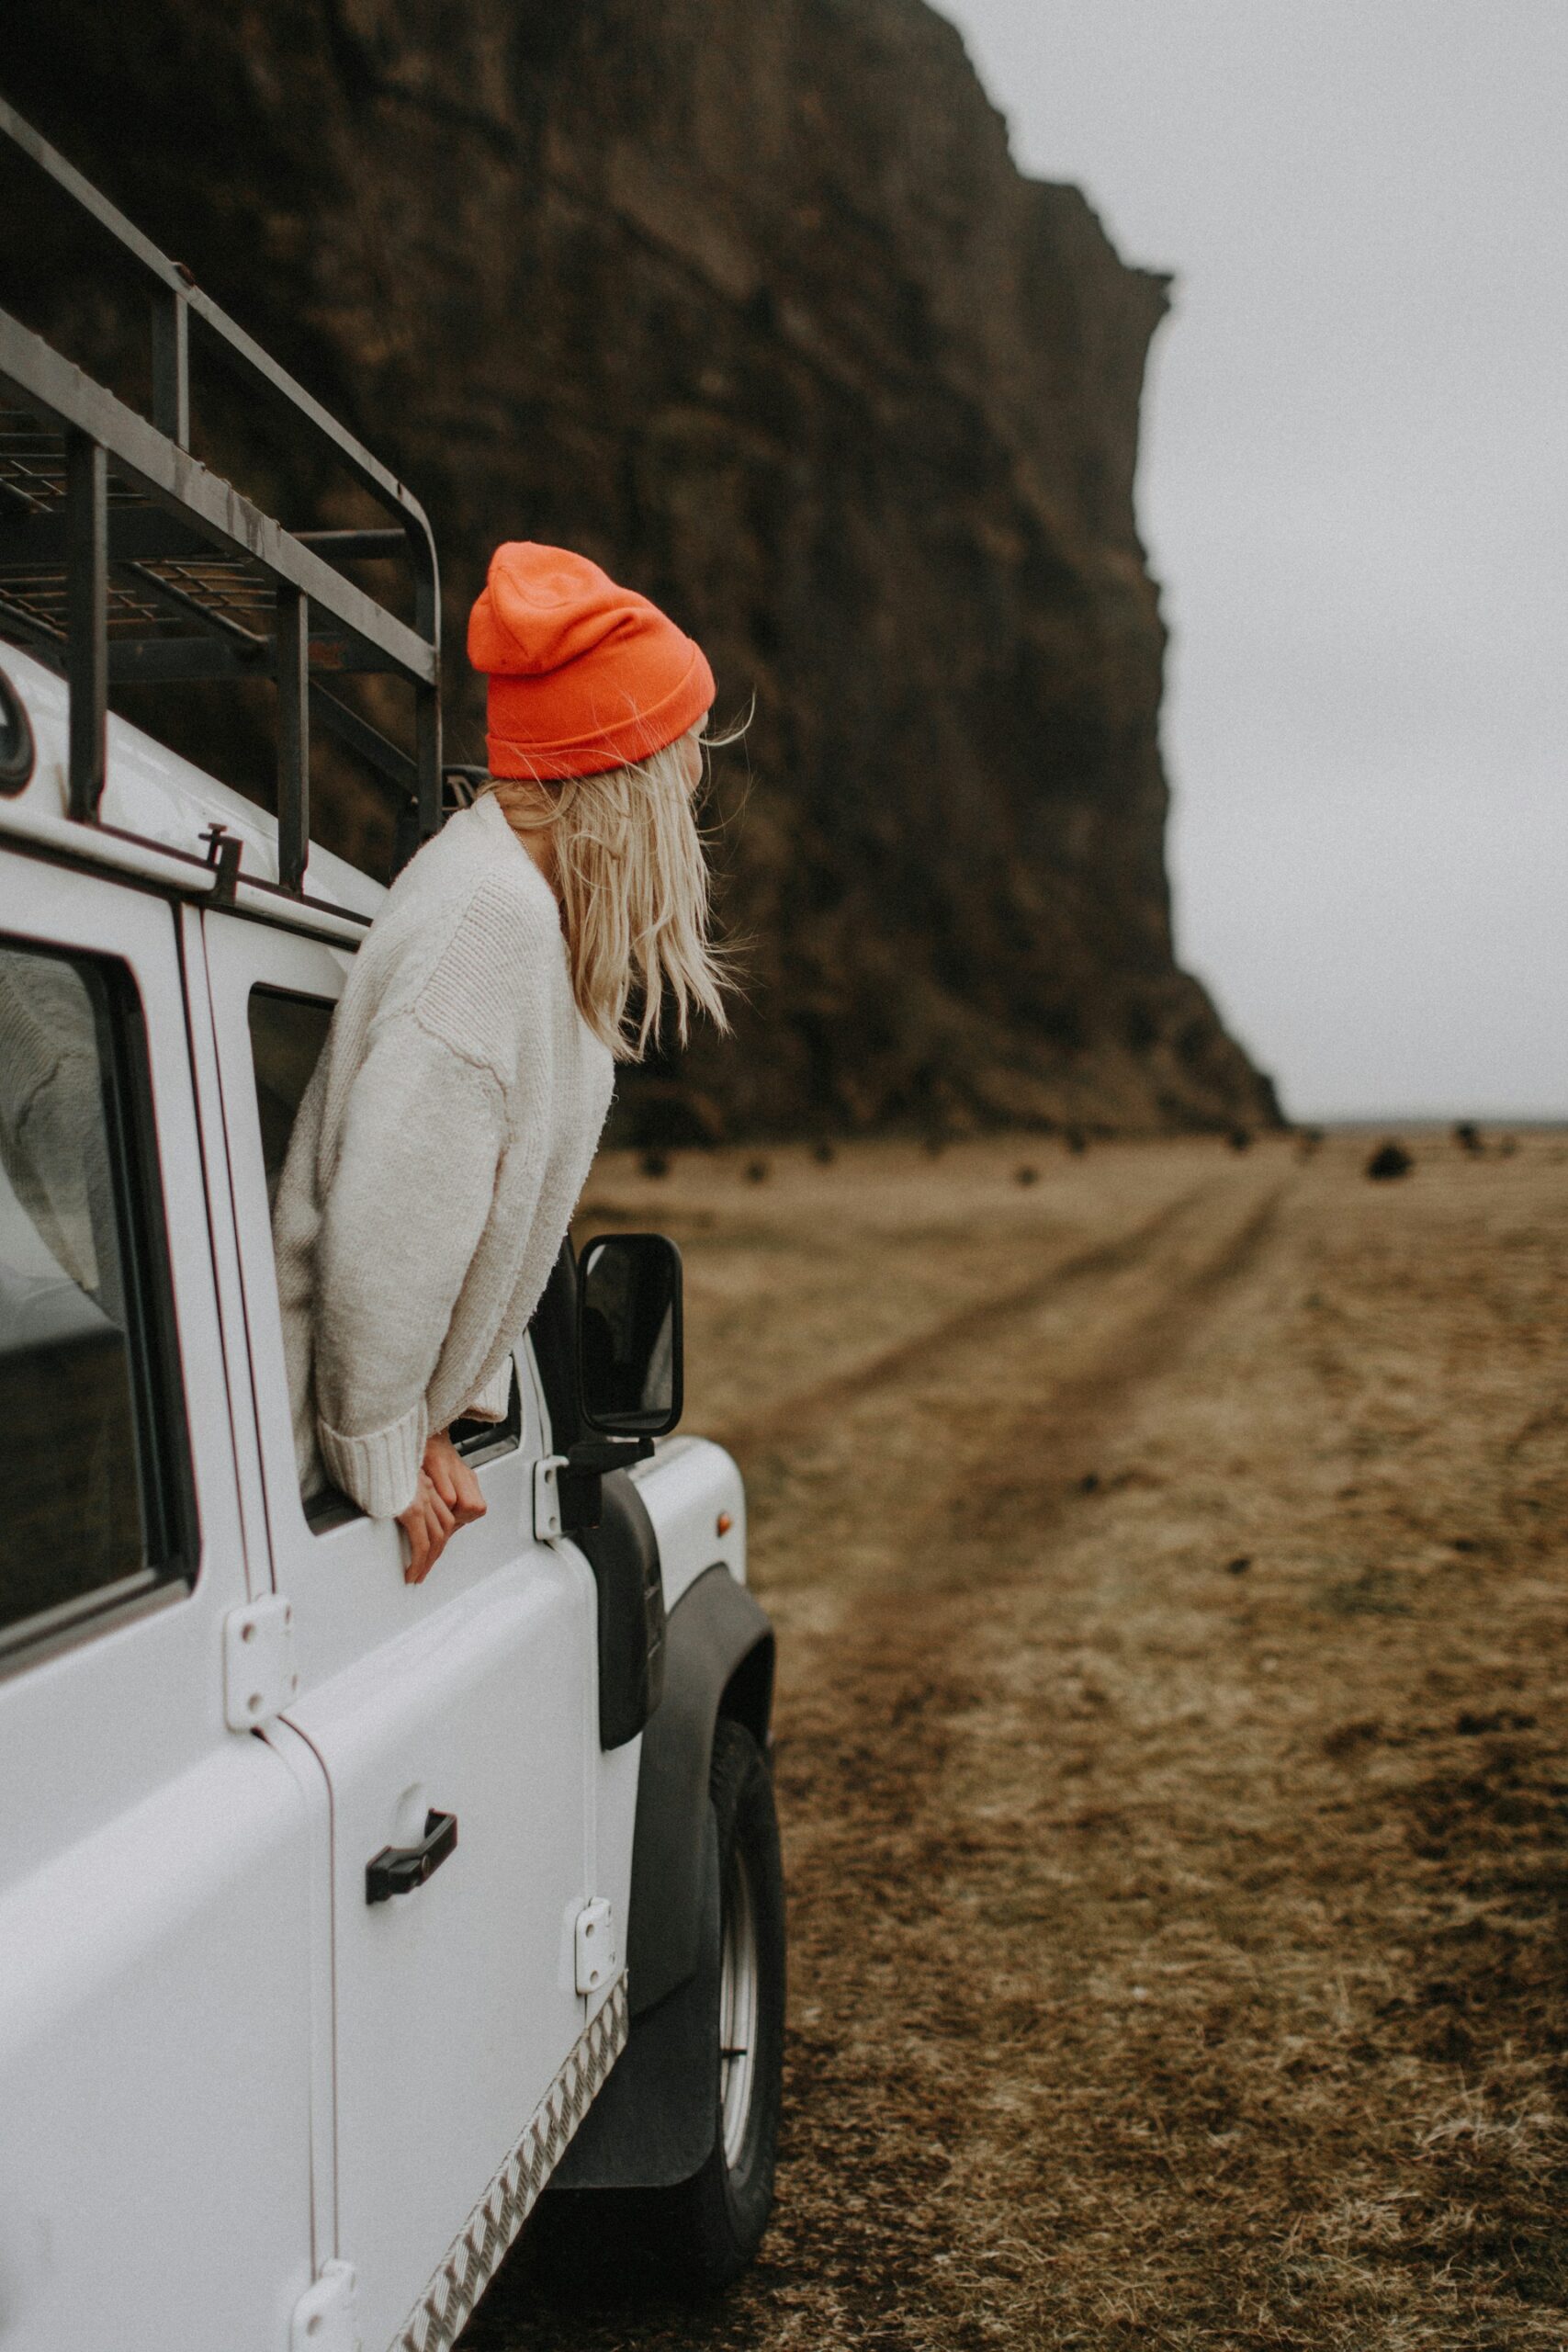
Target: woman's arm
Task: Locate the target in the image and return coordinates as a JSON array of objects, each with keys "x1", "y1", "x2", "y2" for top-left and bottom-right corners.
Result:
[{"x1": 311, "y1": 1014, "x2": 505, "y2": 1522}]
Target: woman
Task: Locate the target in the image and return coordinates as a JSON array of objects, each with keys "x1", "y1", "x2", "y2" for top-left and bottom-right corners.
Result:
[{"x1": 274, "y1": 541, "x2": 728, "y2": 1582}]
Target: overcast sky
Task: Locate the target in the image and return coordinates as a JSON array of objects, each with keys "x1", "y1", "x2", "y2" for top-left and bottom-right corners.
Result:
[{"x1": 936, "y1": 1, "x2": 1566, "y2": 1121}]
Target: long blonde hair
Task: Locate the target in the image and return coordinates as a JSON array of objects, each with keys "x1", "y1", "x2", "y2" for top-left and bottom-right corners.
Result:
[{"x1": 485, "y1": 721, "x2": 731, "y2": 1061}]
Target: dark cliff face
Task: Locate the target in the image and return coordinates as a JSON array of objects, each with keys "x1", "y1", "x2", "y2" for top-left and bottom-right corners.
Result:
[{"x1": 2, "y1": 0, "x2": 1280, "y2": 1136}]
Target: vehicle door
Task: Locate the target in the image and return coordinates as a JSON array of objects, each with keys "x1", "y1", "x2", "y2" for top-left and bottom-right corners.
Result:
[
  {"x1": 0, "y1": 853, "x2": 315, "y2": 2352},
  {"x1": 195, "y1": 905, "x2": 599, "y2": 2352}
]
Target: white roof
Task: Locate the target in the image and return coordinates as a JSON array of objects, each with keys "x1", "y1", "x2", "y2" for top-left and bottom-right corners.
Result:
[{"x1": 0, "y1": 639, "x2": 385, "y2": 926}]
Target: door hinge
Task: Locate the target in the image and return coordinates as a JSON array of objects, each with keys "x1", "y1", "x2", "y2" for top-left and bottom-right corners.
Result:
[
  {"x1": 290, "y1": 2260, "x2": 360, "y2": 2352},
  {"x1": 575, "y1": 1896, "x2": 618, "y2": 1995},
  {"x1": 222, "y1": 1594, "x2": 299, "y2": 1731},
  {"x1": 533, "y1": 1453, "x2": 568, "y2": 1540}
]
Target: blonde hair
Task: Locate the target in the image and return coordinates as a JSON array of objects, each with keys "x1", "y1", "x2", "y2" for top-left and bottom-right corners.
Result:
[{"x1": 484, "y1": 722, "x2": 732, "y2": 1061}]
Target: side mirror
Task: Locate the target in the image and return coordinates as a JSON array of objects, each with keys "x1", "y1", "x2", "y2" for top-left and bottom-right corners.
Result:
[{"x1": 577, "y1": 1233, "x2": 683, "y2": 1440}]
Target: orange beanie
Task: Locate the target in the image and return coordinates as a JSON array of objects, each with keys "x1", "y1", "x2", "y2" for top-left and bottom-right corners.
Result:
[{"x1": 468, "y1": 541, "x2": 715, "y2": 781}]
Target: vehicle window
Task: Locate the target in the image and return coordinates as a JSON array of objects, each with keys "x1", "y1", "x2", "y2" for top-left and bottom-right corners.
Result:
[
  {"x1": 245, "y1": 985, "x2": 519, "y2": 1505},
  {"x1": 0, "y1": 941, "x2": 190, "y2": 1655},
  {"x1": 248, "y1": 986, "x2": 334, "y2": 1211},
  {"x1": 449, "y1": 1374, "x2": 522, "y2": 1463}
]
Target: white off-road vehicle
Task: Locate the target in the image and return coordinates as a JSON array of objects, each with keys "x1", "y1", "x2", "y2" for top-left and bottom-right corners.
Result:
[{"x1": 0, "y1": 103, "x2": 784, "y2": 2352}]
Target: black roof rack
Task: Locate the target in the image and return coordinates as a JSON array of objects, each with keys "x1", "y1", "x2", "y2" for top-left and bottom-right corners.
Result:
[{"x1": 0, "y1": 97, "x2": 441, "y2": 895}]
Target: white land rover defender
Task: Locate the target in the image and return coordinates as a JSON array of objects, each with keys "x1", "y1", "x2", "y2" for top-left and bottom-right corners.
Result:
[{"x1": 0, "y1": 102, "x2": 784, "y2": 2352}]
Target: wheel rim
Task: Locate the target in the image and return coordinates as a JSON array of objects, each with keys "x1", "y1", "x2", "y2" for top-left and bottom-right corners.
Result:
[{"x1": 718, "y1": 1839, "x2": 760, "y2": 2171}]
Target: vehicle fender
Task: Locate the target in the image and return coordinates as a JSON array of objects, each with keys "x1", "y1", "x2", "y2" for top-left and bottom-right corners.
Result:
[
  {"x1": 549, "y1": 1561, "x2": 775, "y2": 2201},
  {"x1": 626, "y1": 1561, "x2": 773, "y2": 2018},
  {"x1": 546, "y1": 1565, "x2": 773, "y2": 2196}
]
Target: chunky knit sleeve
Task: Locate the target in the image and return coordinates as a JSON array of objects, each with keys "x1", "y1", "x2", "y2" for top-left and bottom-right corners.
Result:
[{"x1": 311, "y1": 1012, "x2": 505, "y2": 1519}]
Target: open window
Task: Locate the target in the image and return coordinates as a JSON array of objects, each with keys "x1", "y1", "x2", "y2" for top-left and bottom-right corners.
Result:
[{"x1": 245, "y1": 984, "x2": 519, "y2": 1517}]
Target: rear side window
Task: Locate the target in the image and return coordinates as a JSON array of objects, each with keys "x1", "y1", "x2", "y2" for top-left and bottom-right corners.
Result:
[
  {"x1": 249, "y1": 986, "x2": 334, "y2": 1211},
  {"x1": 0, "y1": 941, "x2": 190, "y2": 1656}
]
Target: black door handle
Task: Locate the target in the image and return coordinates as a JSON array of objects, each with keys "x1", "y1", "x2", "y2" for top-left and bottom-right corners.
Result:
[{"x1": 366, "y1": 1809, "x2": 457, "y2": 1904}]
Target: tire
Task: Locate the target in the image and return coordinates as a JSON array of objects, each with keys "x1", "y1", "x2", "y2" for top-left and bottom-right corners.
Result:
[
  {"x1": 655, "y1": 1714, "x2": 785, "y2": 2288},
  {"x1": 536, "y1": 1715, "x2": 785, "y2": 2295}
]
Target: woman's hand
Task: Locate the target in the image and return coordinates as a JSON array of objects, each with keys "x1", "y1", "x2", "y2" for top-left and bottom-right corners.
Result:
[
  {"x1": 397, "y1": 1470, "x2": 457, "y2": 1586},
  {"x1": 397, "y1": 1430, "x2": 488, "y2": 1584},
  {"x1": 423, "y1": 1430, "x2": 488, "y2": 1530}
]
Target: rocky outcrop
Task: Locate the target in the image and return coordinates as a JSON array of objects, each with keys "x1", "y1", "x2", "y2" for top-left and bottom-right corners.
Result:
[{"x1": 3, "y1": 0, "x2": 1280, "y2": 1135}]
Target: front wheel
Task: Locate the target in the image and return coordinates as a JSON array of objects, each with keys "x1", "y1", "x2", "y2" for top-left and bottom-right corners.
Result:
[{"x1": 658, "y1": 1713, "x2": 786, "y2": 2287}]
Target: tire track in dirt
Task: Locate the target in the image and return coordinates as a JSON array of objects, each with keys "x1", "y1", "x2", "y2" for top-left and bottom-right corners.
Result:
[
  {"x1": 782, "y1": 1182, "x2": 1287, "y2": 1818},
  {"x1": 756, "y1": 1180, "x2": 1290, "y2": 2342},
  {"x1": 474, "y1": 1167, "x2": 1290, "y2": 2349},
  {"x1": 713, "y1": 1185, "x2": 1210, "y2": 1464}
]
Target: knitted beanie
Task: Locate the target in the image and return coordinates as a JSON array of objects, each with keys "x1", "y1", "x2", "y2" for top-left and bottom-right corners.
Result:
[{"x1": 468, "y1": 541, "x2": 715, "y2": 781}]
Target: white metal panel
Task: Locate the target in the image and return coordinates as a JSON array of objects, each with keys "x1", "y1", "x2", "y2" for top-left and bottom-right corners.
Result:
[
  {"x1": 290, "y1": 1558, "x2": 592, "y2": 2352},
  {"x1": 591, "y1": 1734, "x2": 642, "y2": 2011},
  {"x1": 628, "y1": 1435, "x2": 747, "y2": 1606},
  {"x1": 0, "y1": 1740, "x2": 315, "y2": 2352},
  {"x1": 180, "y1": 903, "x2": 273, "y2": 1599},
  {"x1": 0, "y1": 848, "x2": 314, "y2": 2348},
  {"x1": 0, "y1": 643, "x2": 382, "y2": 921},
  {"x1": 197, "y1": 908, "x2": 598, "y2": 2352}
]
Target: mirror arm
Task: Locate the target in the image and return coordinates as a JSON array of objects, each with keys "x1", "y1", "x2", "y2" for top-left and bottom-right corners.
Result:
[
  {"x1": 567, "y1": 1435, "x2": 656, "y2": 1474},
  {"x1": 551, "y1": 1435, "x2": 655, "y2": 1538}
]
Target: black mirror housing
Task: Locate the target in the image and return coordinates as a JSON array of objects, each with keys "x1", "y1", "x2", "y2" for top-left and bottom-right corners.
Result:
[{"x1": 577, "y1": 1232, "x2": 683, "y2": 1439}]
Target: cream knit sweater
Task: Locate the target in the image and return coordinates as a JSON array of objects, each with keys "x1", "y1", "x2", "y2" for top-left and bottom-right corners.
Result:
[{"x1": 273, "y1": 793, "x2": 615, "y2": 1520}]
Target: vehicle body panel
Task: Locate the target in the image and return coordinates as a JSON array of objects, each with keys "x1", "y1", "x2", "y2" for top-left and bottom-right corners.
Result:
[
  {"x1": 191, "y1": 904, "x2": 597, "y2": 2352},
  {"x1": 0, "y1": 846, "x2": 315, "y2": 2348}
]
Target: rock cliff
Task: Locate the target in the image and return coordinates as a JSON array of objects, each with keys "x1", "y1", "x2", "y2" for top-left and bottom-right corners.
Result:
[{"x1": 2, "y1": 0, "x2": 1280, "y2": 1136}]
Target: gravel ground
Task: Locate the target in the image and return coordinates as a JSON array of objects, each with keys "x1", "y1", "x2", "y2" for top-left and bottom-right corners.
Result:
[{"x1": 460, "y1": 1130, "x2": 1568, "y2": 2351}]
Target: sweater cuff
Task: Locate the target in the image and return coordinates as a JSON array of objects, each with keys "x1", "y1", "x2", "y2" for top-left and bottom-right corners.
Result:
[
  {"x1": 317, "y1": 1398, "x2": 429, "y2": 1521},
  {"x1": 461, "y1": 1358, "x2": 515, "y2": 1425}
]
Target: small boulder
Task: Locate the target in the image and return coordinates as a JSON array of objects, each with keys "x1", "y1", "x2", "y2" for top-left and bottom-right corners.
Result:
[{"x1": 1366, "y1": 1141, "x2": 1413, "y2": 1182}]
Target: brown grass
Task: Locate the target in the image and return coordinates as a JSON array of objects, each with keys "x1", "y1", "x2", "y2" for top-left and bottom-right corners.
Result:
[{"x1": 462, "y1": 1131, "x2": 1568, "y2": 2350}]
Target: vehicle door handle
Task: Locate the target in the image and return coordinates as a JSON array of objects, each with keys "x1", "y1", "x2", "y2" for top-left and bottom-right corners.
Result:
[{"x1": 366, "y1": 1810, "x2": 458, "y2": 1904}]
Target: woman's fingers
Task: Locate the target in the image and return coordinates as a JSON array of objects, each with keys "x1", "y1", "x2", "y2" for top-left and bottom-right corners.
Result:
[
  {"x1": 400, "y1": 1476, "x2": 453, "y2": 1585},
  {"x1": 452, "y1": 1455, "x2": 487, "y2": 1524},
  {"x1": 426, "y1": 1448, "x2": 458, "y2": 1507},
  {"x1": 399, "y1": 1451, "x2": 481, "y2": 1585},
  {"x1": 400, "y1": 1501, "x2": 431, "y2": 1585}
]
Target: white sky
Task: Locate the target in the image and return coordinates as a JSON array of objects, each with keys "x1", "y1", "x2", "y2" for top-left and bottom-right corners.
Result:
[{"x1": 935, "y1": 1, "x2": 1567, "y2": 1121}]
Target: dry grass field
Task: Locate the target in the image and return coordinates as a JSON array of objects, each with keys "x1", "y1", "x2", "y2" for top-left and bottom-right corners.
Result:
[{"x1": 462, "y1": 1128, "x2": 1568, "y2": 2351}]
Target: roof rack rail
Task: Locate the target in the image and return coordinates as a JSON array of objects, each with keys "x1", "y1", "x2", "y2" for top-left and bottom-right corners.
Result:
[{"x1": 0, "y1": 96, "x2": 441, "y2": 895}]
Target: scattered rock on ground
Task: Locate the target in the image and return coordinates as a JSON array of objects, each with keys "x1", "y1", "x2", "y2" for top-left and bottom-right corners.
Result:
[{"x1": 1366, "y1": 1141, "x2": 1414, "y2": 1182}]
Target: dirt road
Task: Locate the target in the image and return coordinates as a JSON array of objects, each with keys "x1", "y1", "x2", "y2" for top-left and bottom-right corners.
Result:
[{"x1": 462, "y1": 1132, "x2": 1568, "y2": 2351}]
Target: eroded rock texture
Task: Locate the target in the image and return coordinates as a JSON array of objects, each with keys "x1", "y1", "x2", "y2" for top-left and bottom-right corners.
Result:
[{"x1": 2, "y1": 0, "x2": 1280, "y2": 1135}]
